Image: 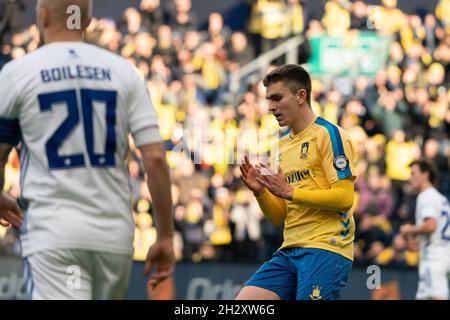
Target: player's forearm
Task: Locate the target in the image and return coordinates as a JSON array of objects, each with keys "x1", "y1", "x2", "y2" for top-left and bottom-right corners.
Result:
[
  {"x1": 146, "y1": 163, "x2": 174, "y2": 239},
  {"x1": 0, "y1": 144, "x2": 12, "y2": 191},
  {"x1": 256, "y1": 188, "x2": 287, "y2": 225},
  {"x1": 0, "y1": 162, "x2": 5, "y2": 191},
  {"x1": 0, "y1": 166, "x2": 4, "y2": 192},
  {"x1": 292, "y1": 179, "x2": 354, "y2": 212},
  {"x1": 140, "y1": 144, "x2": 174, "y2": 239},
  {"x1": 413, "y1": 221, "x2": 437, "y2": 235}
]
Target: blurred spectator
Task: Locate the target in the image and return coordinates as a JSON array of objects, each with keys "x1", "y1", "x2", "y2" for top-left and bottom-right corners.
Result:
[
  {"x1": 371, "y1": 92, "x2": 409, "y2": 137},
  {"x1": 356, "y1": 172, "x2": 394, "y2": 219},
  {"x1": 322, "y1": 0, "x2": 351, "y2": 36},
  {"x1": 206, "y1": 12, "x2": 232, "y2": 46},
  {"x1": 122, "y1": 7, "x2": 143, "y2": 36},
  {"x1": 230, "y1": 189, "x2": 263, "y2": 262},
  {"x1": 178, "y1": 73, "x2": 206, "y2": 113},
  {"x1": 350, "y1": 1, "x2": 369, "y2": 31},
  {"x1": 284, "y1": 0, "x2": 307, "y2": 37},
  {"x1": 173, "y1": 158, "x2": 210, "y2": 205},
  {"x1": 129, "y1": 159, "x2": 144, "y2": 200},
  {"x1": 139, "y1": 0, "x2": 164, "y2": 36},
  {"x1": 354, "y1": 214, "x2": 390, "y2": 264},
  {"x1": 192, "y1": 42, "x2": 227, "y2": 105},
  {"x1": 133, "y1": 207, "x2": 157, "y2": 261},
  {"x1": 423, "y1": 138, "x2": 450, "y2": 197},
  {"x1": 321, "y1": 88, "x2": 342, "y2": 124},
  {"x1": 179, "y1": 189, "x2": 208, "y2": 261},
  {"x1": 385, "y1": 130, "x2": 421, "y2": 219},
  {"x1": 369, "y1": 0, "x2": 406, "y2": 35},
  {"x1": 183, "y1": 29, "x2": 202, "y2": 54},
  {"x1": 248, "y1": 0, "x2": 287, "y2": 56},
  {"x1": 305, "y1": 18, "x2": 325, "y2": 38},
  {"x1": 375, "y1": 234, "x2": 419, "y2": 267},
  {"x1": 153, "y1": 25, "x2": 179, "y2": 72},
  {"x1": 284, "y1": 0, "x2": 312, "y2": 64},
  {"x1": 208, "y1": 187, "x2": 233, "y2": 261},
  {"x1": 226, "y1": 31, "x2": 255, "y2": 72},
  {"x1": 341, "y1": 98, "x2": 373, "y2": 135},
  {"x1": 166, "y1": 0, "x2": 198, "y2": 37},
  {"x1": 133, "y1": 31, "x2": 155, "y2": 61},
  {"x1": 424, "y1": 14, "x2": 439, "y2": 52},
  {"x1": 436, "y1": 0, "x2": 450, "y2": 27},
  {"x1": 0, "y1": 0, "x2": 26, "y2": 44}
]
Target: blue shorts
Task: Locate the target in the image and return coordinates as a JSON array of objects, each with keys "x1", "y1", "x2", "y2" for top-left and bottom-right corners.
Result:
[{"x1": 244, "y1": 247, "x2": 353, "y2": 300}]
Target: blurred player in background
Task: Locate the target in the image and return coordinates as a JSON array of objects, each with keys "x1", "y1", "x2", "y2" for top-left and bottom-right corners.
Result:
[
  {"x1": 238, "y1": 64, "x2": 356, "y2": 300},
  {"x1": 0, "y1": 0, "x2": 174, "y2": 299},
  {"x1": 400, "y1": 160, "x2": 450, "y2": 300}
]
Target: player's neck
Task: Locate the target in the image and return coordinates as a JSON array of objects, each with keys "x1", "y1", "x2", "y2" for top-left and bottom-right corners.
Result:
[
  {"x1": 290, "y1": 106, "x2": 316, "y2": 136},
  {"x1": 43, "y1": 29, "x2": 84, "y2": 44},
  {"x1": 419, "y1": 182, "x2": 434, "y2": 193}
]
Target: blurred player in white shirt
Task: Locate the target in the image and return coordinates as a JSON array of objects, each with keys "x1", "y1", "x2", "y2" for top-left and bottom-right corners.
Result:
[
  {"x1": 400, "y1": 159, "x2": 450, "y2": 300},
  {"x1": 0, "y1": 0, "x2": 175, "y2": 299}
]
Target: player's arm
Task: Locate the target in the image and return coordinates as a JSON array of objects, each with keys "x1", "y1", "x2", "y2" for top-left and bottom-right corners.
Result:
[
  {"x1": 255, "y1": 188, "x2": 287, "y2": 226},
  {"x1": 0, "y1": 63, "x2": 20, "y2": 187},
  {"x1": 291, "y1": 178, "x2": 354, "y2": 212},
  {"x1": 126, "y1": 66, "x2": 173, "y2": 239},
  {"x1": 0, "y1": 144, "x2": 22, "y2": 228},
  {"x1": 139, "y1": 143, "x2": 175, "y2": 289},
  {"x1": 139, "y1": 143, "x2": 174, "y2": 241},
  {"x1": 256, "y1": 163, "x2": 354, "y2": 212},
  {"x1": 0, "y1": 63, "x2": 23, "y2": 228},
  {"x1": 127, "y1": 66, "x2": 175, "y2": 288},
  {"x1": 0, "y1": 144, "x2": 12, "y2": 190},
  {"x1": 400, "y1": 218, "x2": 437, "y2": 236}
]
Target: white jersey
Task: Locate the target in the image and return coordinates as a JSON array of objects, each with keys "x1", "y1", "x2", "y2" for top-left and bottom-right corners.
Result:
[
  {"x1": 415, "y1": 187, "x2": 450, "y2": 260},
  {"x1": 0, "y1": 42, "x2": 161, "y2": 257}
]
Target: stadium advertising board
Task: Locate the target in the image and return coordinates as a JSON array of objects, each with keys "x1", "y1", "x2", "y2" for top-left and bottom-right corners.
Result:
[
  {"x1": 308, "y1": 32, "x2": 390, "y2": 77},
  {"x1": 0, "y1": 258, "x2": 441, "y2": 300}
]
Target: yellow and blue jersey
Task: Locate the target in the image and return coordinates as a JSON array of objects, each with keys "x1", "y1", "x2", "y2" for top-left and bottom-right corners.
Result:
[{"x1": 274, "y1": 116, "x2": 356, "y2": 261}]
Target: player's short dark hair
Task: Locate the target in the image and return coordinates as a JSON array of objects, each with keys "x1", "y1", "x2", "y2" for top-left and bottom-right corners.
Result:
[
  {"x1": 263, "y1": 64, "x2": 312, "y2": 106},
  {"x1": 409, "y1": 159, "x2": 438, "y2": 185}
]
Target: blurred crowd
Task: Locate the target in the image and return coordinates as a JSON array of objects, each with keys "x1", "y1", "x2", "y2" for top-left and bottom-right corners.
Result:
[{"x1": 1, "y1": 0, "x2": 449, "y2": 268}]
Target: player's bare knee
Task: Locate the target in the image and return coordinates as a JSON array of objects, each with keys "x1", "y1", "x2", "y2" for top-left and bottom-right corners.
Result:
[{"x1": 236, "y1": 286, "x2": 281, "y2": 300}]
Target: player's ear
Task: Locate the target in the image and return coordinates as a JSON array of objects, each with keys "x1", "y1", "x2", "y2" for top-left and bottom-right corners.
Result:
[
  {"x1": 297, "y1": 89, "x2": 307, "y2": 105},
  {"x1": 38, "y1": 7, "x2": 50, "y2": 29}
]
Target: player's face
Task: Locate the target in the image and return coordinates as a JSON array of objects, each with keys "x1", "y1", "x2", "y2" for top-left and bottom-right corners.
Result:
[
  {"x1": 409, "y1": 164, "x2": 425, "y2": 191},
  {"x1": 266, "y1": 81, "x2": 299, "y2": 128}
]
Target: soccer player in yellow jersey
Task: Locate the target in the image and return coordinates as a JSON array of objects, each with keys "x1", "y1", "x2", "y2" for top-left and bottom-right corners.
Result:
[{"x1": 237, "y1": 64, "x2": 356, "y2": 300}]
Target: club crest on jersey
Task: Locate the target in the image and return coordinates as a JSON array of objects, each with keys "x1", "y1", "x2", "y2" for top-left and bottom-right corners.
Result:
[
  {"x1": 309, "y1": 285, "x2": 323, "y2": 300},
  {"x1": 333, "y1": 155, "x2": 349, "y2": 171},
  {"x1": 300, "y1": 142, "x2": 309, "y2": 159}
]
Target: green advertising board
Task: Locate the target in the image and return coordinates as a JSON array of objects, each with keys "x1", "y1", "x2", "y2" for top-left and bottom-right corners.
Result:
[{"x1": 308, "y1": 32, "x2": 391, "y2": 77}]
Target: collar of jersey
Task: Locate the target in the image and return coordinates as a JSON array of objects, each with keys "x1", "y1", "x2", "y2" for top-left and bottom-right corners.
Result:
[{"x1": 289, "y1": 116, "x2": 318, "y2": 140}]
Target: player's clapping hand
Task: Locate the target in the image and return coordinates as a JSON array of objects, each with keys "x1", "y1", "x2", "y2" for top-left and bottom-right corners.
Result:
[
  {"x1": 0, "y1": 192, "x2": 23, "y2": 228},
  {"x1": 144, "y1": 238, "x2": 175, "y2": 290},
  {"x1": 256, "y1": 163, "x2": 294, "y2": 201},
  {"x1": 239, "y1": 155, "x2": 265, "y2": 196}
]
